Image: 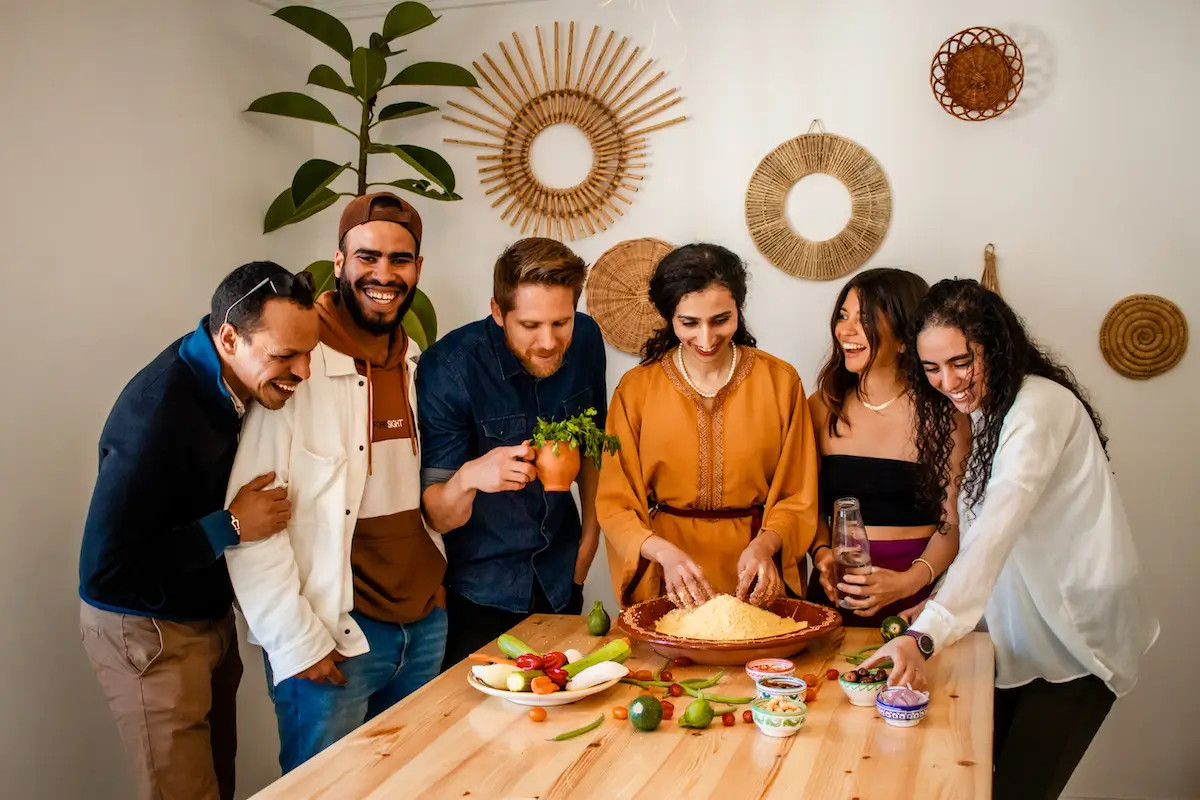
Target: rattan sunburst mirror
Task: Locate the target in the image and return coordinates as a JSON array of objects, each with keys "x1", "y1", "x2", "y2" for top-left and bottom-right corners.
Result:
[
  {"x1": 745, "y1": 121, "x2": 892, "y2": 281},
  {"x1": 444, "y1": 23, "x2": 686, "y2": 241}
]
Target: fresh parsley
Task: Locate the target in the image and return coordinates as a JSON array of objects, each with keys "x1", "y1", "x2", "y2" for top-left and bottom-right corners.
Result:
[{"x1": 531, "y1": 408, "x2": 621, "y2": 468}]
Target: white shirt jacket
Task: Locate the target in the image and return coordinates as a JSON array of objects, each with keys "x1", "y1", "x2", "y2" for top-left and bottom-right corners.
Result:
[
  {"x1": 913, "y1": 375, "x2": 1159, "y2": 697},
  {"x1": 223, "y1": 340, "x2": 444, "y2": 685}
]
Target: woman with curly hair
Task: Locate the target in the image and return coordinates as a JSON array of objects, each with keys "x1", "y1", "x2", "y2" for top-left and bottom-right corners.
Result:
[
  {"x1": 597, "y1": 243, "x2": 819, "y2": 609},
  {"x1": 862, "y1": 279, "x2": 1159, "y2": 800},
  {"x1": 806, "y1": 268, "x2": 970, "y2": 627}
]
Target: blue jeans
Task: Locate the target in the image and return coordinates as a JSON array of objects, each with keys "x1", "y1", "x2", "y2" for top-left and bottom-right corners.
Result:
[{"x1": 265, "y1": 607, "x2": 447, "y2": 773}]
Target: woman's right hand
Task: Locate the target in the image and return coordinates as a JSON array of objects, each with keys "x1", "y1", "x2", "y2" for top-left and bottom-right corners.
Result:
[
  {"x1": 812, "y1": 547, "x2": 836, "y2": 601},
  {"x1": 656, "y1": 543, "x2": 714, "y2": 609},
  {"x1": 899, "y1": 598, "x2": 928, "y2": 624}
]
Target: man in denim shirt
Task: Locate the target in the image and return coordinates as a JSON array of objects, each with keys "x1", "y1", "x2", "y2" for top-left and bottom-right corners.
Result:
[{"x1": 417, "y1": 238, "x2": 607, "y2": 669}]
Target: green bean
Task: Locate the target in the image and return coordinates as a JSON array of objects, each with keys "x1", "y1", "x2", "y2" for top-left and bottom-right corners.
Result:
[
  {"x1": 684, "y1": 685, "x2": 754, "y2": 704},
  {"x1": 548, "y1": 714, "x2": 605, "y2": 742},
  {"x1": 652, "y1": 655, "x2": 672, "y2": 681}
]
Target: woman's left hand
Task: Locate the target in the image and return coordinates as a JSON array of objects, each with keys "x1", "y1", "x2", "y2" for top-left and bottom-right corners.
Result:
[
  {"x1": 838, "y1": 566, "x2": 923, "y2": 617},
  {"x1": 860, "y1": 635, "x2": 927, "y2": 691},
  {"x1": 736, "y1": 532, "x2": 783, "y2": 607}
]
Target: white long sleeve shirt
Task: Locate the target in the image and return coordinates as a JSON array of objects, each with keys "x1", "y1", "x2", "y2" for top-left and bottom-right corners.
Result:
[{"x1": 912, "y1": 375, "x2": 1159, "y2": 697}]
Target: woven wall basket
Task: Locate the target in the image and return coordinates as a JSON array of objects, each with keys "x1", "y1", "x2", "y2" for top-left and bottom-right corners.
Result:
[
  {"x1": 586, "y1": 238, "x2": 673, "y2": 355},
  {"x1": 1099, "y1": 294, "x2": 1188, "y2": 379},
  {"x1": 931, "y1": 26, "x2": 1024, "y2": 121},
  {"x1": 745, "y1": 121, "x2": 891, "y2": 281},
  {"x1": 443, "y1": 23, "x2": 687, "y2": 242}
]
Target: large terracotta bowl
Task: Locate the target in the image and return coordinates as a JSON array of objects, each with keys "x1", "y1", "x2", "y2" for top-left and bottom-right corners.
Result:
[{"x1": 618, "y1": 596, "x2": 842, "y2": 666}]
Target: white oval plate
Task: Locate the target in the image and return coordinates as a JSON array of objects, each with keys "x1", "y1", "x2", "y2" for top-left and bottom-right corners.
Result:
[{"x1": 466, "y1": 673, "x2": 623, "y2": 707}]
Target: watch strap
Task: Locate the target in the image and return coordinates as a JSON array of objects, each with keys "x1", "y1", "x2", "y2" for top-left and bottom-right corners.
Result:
[{"x1": 902, "y1": 629, "x2": 934, "y2": 659}]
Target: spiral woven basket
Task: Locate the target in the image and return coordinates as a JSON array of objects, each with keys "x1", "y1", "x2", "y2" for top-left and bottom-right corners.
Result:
[
  {"x1": 586, "y1": 237, "x2": 673, "y2": 355},
  {"x1": 1099, "y1": 294, "x2": 1188, "y2": 379},
  {"x1": 931, "y1": 26, "x2": 1024, "y2": 121},
  {"x1": 745, "y1": 125, "x2": 892, "y2": 281}
]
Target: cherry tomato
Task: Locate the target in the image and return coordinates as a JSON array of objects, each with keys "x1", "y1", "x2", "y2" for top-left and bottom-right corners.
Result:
[
  {"x1": 632, "y1": 670, "x2": 653, "y2": 681},
  {"x1": 668, "y1": 683, "x2": 683, "y2": 697},
  {"x1": 742, "y1": 710, "x2": 753, "y2": 723},
  {"x1": 527, "y1": 708, "x2": 547, "y2": 722},
  {"x1": 672, "y1": 657, "x2": 694, "y2": 667},
  {"x1": 661, "y1": 700, "x2": 675, "y2": 720},
  {"x1": 804, "y1": 687, "x2": 817, "y2": 703},
  {"x1": 801, "y1": 673, "x2": 819, "y2": 686},
  {"x1": 515, "y1": 654, "x2": 544, "y2": 670},
  {"x1": 613, "y1": 706, "x2": 628, "y2": 720},
  {"x1": 826, "y1": 669, "x2": 840, "y2": 681},
  {"x1": 722, "y1": 712, "x2": 735, "y2": 727}
]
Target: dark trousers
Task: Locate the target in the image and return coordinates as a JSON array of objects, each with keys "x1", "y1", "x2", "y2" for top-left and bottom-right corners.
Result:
[
  {"x1": 441, "y1": 581, "x2": 584, "y2": 671},
  {"x1": 993, "y1": 674, "x2": 1116, "y2": 800}
]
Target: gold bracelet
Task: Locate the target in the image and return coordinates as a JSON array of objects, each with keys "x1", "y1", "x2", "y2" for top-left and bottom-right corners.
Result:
[{"x1": 912, "y1": 557, "x2": 936, "y2": 586}]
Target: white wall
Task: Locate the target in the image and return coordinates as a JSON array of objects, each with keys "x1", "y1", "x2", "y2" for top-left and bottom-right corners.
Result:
[
  {"x1": 0, "y1": 0, "x2": 313, "y2": 796},
  {"x1": 2, "y1": 0, "x2": 1196, "y2": 798}
]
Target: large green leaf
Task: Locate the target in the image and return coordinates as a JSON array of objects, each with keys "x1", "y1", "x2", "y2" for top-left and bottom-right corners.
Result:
[
  {"x1": 350, "y1": 47, "x2": 388, "y2": 100},
  {"x1": 378, "y1": 101, "x2": 439, "y2": 121},
  {"x1": 302, "y1": 260, "x2": 337, "y2": 296},
  {"x1": 368, "y1": 144, "x2": 456, "y2": 193},
  {"x1": 382, "y1": 2, "x2": 439, "y2": 41},
  {"x1": 273, "y1": 6, "x2": 353, "y2": 60},
  {"x1": 402, "y1": 311, "x2": 428, "y2": 351},
  {"x1": 307, "y1": 65, "x2": 355, "y2": 96},
  {"x1": 381, "y1": 178, "x2": 461, "y2": 202},
  {"x1": 388, "y1": 61, "x2": 478, "y2": 88},
  {"x1": 247, "y1": 92, "x2": 340, "y2": 126},
  {"x1": 263, "y1": 186, "x2": 339, "y2": 233},
  {"x1": 291, "y1": 159, "x2": 350, "y2": 208},
  {"x1": 408, "y1": 286, "x2": 438, "y2": 342}
]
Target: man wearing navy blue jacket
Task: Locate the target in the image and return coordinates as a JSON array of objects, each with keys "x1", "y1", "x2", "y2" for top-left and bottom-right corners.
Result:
[{"x1": 78, "y1": 261, "x2": 319, "y2": 800}]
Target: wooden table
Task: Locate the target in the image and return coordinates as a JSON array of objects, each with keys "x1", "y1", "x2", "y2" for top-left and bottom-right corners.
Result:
[{"x1": 250, "y1": 616, "x2": 994, "y2": 799}]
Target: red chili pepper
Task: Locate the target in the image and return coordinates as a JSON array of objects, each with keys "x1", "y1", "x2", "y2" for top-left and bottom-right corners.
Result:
[
  {"x1": 544, "y1": 666, "x2": 569, "y2": 687},
  {"x1": 541, "y1": 651, "x2": 568, "y2": 670},
  {"x1": 515, "y1": 654, "x2": 544, "y2": 671}
]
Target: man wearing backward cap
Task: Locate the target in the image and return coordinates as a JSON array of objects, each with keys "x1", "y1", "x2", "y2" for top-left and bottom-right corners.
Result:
[{"x1": 224, "y1": 193, "x2": 447, "y2": 773}]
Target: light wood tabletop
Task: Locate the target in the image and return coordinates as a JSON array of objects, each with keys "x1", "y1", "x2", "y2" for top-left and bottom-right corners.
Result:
[{"x1": 250, "y1": 615, "x2": 994, "y2": 799}]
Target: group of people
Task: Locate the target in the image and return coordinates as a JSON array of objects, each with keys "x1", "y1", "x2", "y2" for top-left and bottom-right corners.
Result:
[{"x1": 78, "y1": 191, "x2": 1158, "y2": 800}]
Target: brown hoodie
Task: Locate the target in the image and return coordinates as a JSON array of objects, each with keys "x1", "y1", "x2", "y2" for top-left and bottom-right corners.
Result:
[{"x1": 316, "y1": 293, "x2": 446, "y2": 624}]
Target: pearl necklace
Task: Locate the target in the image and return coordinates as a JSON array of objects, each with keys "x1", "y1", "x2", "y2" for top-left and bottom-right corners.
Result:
[
  {"x1": 861, "y1": 389, "x2": 905, "y2": 412},
  {"x1": 676, "y1": 344, "x2": 738, "y2": 399}
]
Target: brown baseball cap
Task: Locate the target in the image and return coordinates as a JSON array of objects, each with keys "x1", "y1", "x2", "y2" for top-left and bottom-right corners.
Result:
[{"x1": 338, "y1": 192, "x2": 423, "y2": 247}]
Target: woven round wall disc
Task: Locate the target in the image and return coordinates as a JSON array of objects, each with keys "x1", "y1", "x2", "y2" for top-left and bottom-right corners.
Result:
[
  {"x1": 931, "y1": 26, "x2": 1024, "y2": 121},
  {"x1": 746, "y1": 125, "x2": 892, "y2": 281},
  {"x1": 1100, "y1": 294, "x2": 1188, "y2": 379},
  {"x1": 586, "y1": 238, "x2": 673, "y2": 355}
]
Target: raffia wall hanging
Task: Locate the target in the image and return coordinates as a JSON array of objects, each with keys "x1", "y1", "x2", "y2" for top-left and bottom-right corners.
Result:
[
  {"x1": 745, "y1": 120, "x2": 891, "y2": 281},
  {"x1": 931, "y1": 27, "x2": 1024, "y2": 121},
  {"x1": 443, "y1": 23, "x2": 686, "y2": 242},
  {"x1": 981, "y1": 243, "x2": 1001, "y2": 295},
  {"x1": 586, "y1": 237, "x2": 673, "y2": 355},
  {"x1": 1099, "y1": 294, "x2": 1188, "y2": 379}
]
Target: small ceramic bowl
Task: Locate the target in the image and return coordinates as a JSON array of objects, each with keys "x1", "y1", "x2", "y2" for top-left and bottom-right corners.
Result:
[
  {"x1": 755, "y1": 675, "x2": 807, "y2": 702},
  {"x1": 750, "y1": 696, "x2": 806, "y2": 738},
  {"x1": 838, "y1": 672, "x2": 888, "y2": 707},
  {"x1": 744, "y1": 658, "x2": 796, "y2": 684},
  {"x1": 876, "y1": 686, "x2": 930, "y2": 728}
]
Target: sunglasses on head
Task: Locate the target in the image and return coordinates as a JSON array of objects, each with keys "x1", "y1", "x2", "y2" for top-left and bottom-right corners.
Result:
[{"x1": 223, "y1": 271, "x2": 316, "y2": 327}]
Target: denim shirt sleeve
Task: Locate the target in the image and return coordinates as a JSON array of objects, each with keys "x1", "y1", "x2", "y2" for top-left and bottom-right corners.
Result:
[
  {"x1": 416, "y1": 348, "x2": 472, "y2": 488},
  {"x1": 588, "y1": 323, "x2": 609, "y2": 427}
]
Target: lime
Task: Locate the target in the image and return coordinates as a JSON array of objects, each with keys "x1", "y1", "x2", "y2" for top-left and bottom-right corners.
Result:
[
  {"x1": 628, "y1": 695, "x2": 663, "y2": 732},
  {"x1": 679, "y1": 698, "x2": 715, "y2": 729}
]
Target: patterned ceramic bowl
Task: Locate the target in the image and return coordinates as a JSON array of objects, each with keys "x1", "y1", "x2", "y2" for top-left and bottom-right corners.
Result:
[
  {"x1": 745, "y1": 658, "x2": 796, "y2": 684},
  {"x1": 838, "y1": 672, "x2": 888, "y2": 707},
  {"x1": 755, "y1": 675, "x2": 807, "y2": 702},
  {"x1": 750, "y1": 696, "x2": 807, "y2": 738},
  {"x1": 875, "y1": 686, "x2": 930, "y2": 728}
]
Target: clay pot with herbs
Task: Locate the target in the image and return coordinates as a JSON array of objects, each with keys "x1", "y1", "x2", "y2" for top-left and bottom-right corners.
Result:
[{"x1": 531, "y1": 408, "x2": 620, "y2": 492}]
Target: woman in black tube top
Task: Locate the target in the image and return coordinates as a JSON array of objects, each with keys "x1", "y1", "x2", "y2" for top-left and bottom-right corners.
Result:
[{"x1": 805, "y1": 268, "x2": 970, "y2": 627}]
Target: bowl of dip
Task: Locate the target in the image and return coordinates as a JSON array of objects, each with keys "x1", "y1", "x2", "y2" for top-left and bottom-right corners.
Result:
[
  {"x1": 755, "y1": 675, "x2": 807, "y2": 702},
  {"x1": 745, "y1": 658, "x2": 796, "y2": 683}
]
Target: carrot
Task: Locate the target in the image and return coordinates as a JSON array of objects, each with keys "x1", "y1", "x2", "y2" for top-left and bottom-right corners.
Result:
[
  {"x1": 531, "y1": 676, "x2": 560, "y2": 694},
  {"x1": 467, "y1": 653, "x2": 517, "y2": 666}
]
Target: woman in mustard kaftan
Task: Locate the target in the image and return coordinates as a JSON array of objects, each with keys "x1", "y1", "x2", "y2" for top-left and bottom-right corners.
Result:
[{"x1": 597, "y1": 244, "x2": 819, "y2": 609}]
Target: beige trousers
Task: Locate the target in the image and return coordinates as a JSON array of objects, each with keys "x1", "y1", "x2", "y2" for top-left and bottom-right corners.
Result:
[{"x1": 80, "y1": 601, "x2": 242, "y2": 800}]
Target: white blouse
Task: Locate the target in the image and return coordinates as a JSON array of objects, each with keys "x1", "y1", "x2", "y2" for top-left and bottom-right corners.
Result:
[{"x1": 912, "y1": 375, "x2": 1159, "y2": 697}]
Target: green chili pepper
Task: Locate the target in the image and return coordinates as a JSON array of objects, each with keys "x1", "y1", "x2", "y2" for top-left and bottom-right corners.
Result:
[
  {"x1": 548, "y1": 714, "x2": 605, "y2": 742},
  {"x1": 652, "y1": 655, "x2": 672, "y2": 681}
]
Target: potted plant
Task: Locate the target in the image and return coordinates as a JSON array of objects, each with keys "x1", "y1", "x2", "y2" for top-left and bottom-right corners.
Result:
[
  {"x1": 245, "y1": 2, "x2": 479, "y2": 349},
  {"x1": 530, "y1": 409, "x2": 621, "y2": 491}
]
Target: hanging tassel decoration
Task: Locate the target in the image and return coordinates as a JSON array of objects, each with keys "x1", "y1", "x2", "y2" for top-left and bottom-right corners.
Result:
[{"x1": 981, "y1": 243, "x2": 1000, "y2": 295}]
